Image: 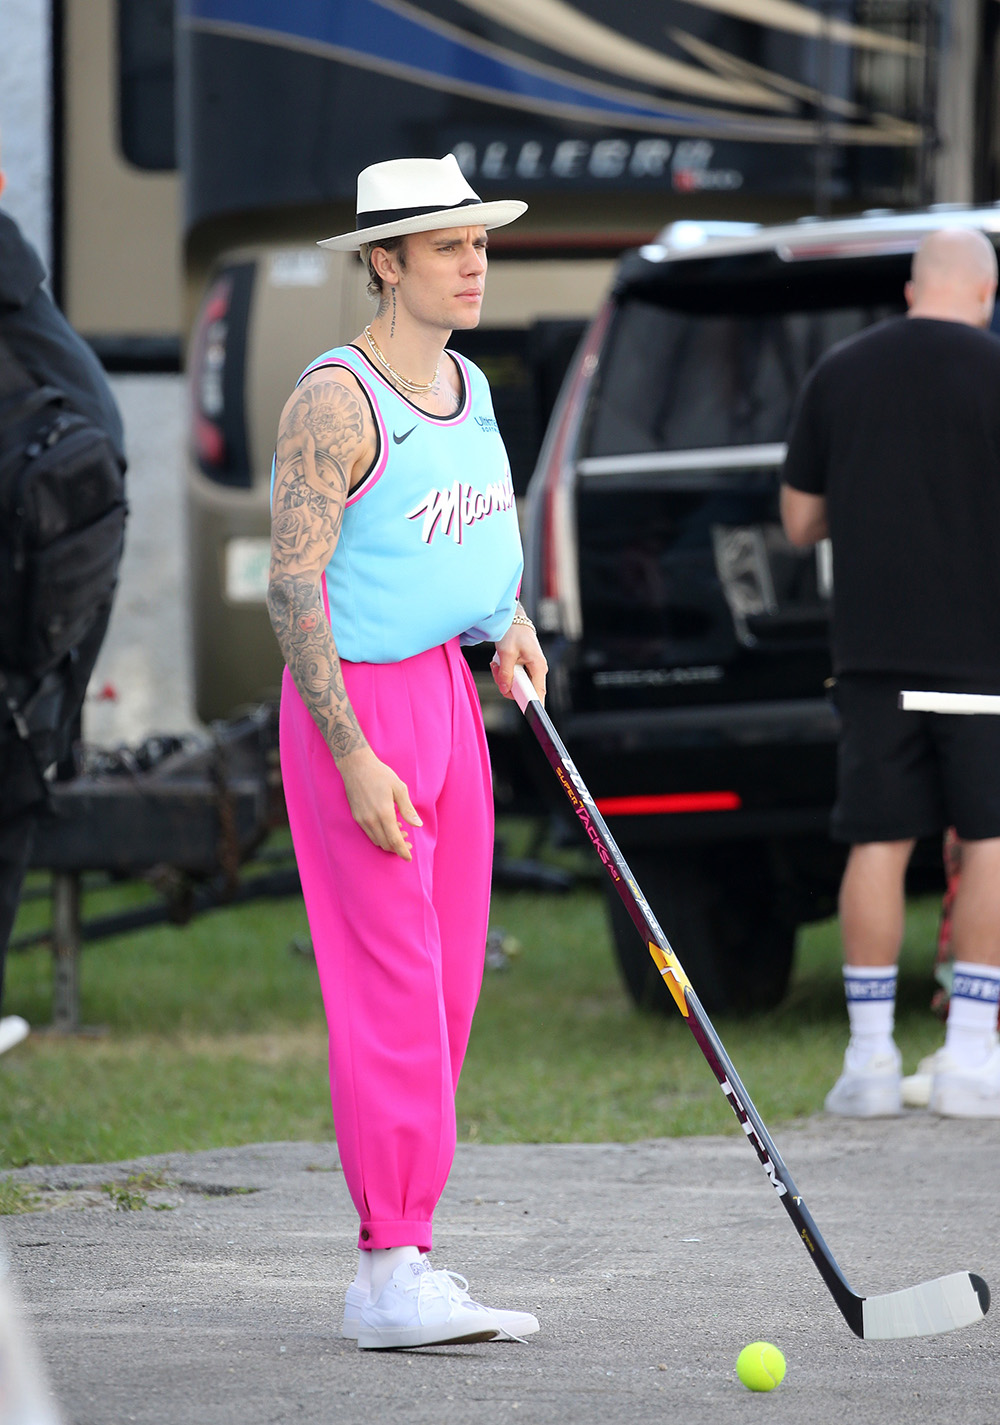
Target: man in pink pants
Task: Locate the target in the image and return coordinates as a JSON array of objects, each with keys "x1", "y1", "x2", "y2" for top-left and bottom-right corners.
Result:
[{"x1": 268, "y1": 154, "x2": 547, "y2": 1350}]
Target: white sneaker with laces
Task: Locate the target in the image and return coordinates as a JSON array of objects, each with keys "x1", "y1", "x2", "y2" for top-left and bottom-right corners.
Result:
[
  {"x1": 929, "y1": 1045, "x2": 1000, "y2": 1119},
  {"x1": 0, "y1": 1017, "x2": 29, "y2": 1056},
  {"x1": 355, "y1": 1259, "x2": 502, "y2": 1349},
  {"x1": 343, "y1": 1274, "x2": 539, "y2": 1341},
  {"x1": 901, "y1": 1049, "x2": 946, "y2": 1109},
  {"x1": 825, "y1": 1046, "x2": 902, "y2": 1117}
]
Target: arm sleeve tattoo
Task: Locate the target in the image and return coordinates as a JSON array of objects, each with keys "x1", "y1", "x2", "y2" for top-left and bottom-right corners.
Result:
[{"x1": 267, "y1": 378, "x2": 369, "y2": 761}]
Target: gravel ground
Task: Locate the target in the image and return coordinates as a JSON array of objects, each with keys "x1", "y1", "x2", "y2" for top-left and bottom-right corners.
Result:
[{"x1": 2, "y1": 1118, "x2": 999, "y2": 1425}]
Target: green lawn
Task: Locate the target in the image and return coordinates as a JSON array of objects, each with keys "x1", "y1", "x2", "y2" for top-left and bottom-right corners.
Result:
[{"x1": 0, "y1": 827, "x2": 949, "y2": 1170}]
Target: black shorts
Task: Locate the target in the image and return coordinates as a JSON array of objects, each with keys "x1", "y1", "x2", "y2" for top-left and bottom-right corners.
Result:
[{"x1": 832, "y1": 674, "x2": 1000, "y2": 844}]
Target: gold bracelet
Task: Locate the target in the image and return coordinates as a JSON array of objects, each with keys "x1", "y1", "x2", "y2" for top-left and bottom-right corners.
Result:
[{"x1": 510, "y1": 611, "x2": 535, "y2": 629}]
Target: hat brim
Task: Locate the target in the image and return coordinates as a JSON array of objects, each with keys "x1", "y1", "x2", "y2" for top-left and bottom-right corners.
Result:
[{"x1": 317, "y1": 200, "x2": 527, "y2": 251}]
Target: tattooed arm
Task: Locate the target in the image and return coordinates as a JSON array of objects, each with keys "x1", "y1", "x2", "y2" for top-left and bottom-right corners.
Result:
[{"x1": 267, "y1": 370, "x2": 422, "y2": 859}]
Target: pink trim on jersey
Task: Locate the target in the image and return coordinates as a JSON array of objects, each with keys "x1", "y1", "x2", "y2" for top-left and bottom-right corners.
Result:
[
  {"x1": 349, "y1": 346, "x2": 472, "y2": 428},
  {"x1": 296, "y1": 356, "x2": 390, "y2": 505},
  {"x1": 445, "y1": 352, "x2": 473, "y2": 426}
]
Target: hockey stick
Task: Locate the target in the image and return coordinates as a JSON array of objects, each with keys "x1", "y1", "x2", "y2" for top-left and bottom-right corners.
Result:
[
  {"x1": 510, "y1": 666, "x2": 990, "y2": 1340},
  {"x1": 900, "y1": 691, "x2": 1000, "y2": 715}
]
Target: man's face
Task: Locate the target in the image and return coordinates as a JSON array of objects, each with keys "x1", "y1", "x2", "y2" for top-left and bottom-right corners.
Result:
[{"x1": 393, "y1": 226, "x2": 489, "y2": 332}]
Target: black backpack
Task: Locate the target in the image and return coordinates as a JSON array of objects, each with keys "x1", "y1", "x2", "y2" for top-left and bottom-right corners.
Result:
[
  {"x1": 0, "y1": 333, "x2": 126, "y2": 807},
  {"x1": 0, "y1": 334, "x2": 126, "y2": 685}
]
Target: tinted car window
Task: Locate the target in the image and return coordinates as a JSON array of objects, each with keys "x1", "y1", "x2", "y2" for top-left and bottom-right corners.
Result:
[{"x1": 585, "y1": 296, "x2": 900, "y2": 457}]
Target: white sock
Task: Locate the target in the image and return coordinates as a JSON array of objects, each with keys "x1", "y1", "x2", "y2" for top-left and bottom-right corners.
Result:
[
  {"x1": 843, "y1": 966, "x2": 897, "y2": 1068},
  {"x1": 369, "y1": 1245, "x2": 422, "y2": 1300},
  {"x1": 351, "y1": 1249, "x2": 373, "y2": 1298},
  {"x1": 944, "y1": 962, "x2": 1000, "y2": 1069}
]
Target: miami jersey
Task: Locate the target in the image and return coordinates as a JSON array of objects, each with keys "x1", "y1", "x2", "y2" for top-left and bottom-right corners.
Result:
[{"x1": 293, "y1": 343, "x2": 523, "y2": 664}]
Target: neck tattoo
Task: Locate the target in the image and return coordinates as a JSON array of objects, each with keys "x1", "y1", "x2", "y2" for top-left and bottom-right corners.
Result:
[{"x1": 363, "y1": 325, "x2": 439, "y2": 396}]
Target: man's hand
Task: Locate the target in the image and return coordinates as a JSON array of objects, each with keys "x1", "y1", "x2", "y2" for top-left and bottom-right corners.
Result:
[
  {"x1": 338, "y1": 745, "x2": 423, "y2": 860},
  {"x1": 492, "y1": 616, "x2": 548, "y2": 703}
]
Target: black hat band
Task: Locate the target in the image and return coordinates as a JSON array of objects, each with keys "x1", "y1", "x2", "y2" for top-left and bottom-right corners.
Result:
[{"x1": 355, "y1": 197, "x2": 481, "y2": 230}]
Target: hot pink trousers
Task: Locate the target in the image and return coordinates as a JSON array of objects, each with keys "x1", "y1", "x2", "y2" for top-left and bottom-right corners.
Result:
[{"x1": 278, "y1": 639, "x2": 493, "y2": 1253}]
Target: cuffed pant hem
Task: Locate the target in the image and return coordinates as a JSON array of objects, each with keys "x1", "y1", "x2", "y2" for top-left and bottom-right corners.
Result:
[{"x1": 358, "y1": 1220, "x2": 433, "y2": 1254}]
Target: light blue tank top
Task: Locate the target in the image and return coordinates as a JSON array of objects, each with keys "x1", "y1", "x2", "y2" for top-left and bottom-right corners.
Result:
[{"x1": 294, "y1": 343, "x2": 523, "y2": 664}]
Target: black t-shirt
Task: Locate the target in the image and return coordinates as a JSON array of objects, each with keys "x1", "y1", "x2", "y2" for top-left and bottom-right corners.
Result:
[{"x1": 783, "y1": 315, "x2": 1000, "y2": 683}]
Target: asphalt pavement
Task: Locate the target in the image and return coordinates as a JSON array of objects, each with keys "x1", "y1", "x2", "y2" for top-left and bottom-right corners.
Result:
[{"x1": 2, "y1": 1116, "x2": 999, "y2": 1425}]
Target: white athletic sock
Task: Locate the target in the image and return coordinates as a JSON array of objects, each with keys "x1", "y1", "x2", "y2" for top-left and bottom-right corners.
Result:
[
  {"x1": 351, "y1": 1249, "x2": 373, "y2": 1298},
  {"x1": 843, "y1": 966, "x2": 897, "y2": 1069},
  {"x1": 369, "y1": 1245, "x2": 422, "y2": 1300},
  {"x1": 944, "y1": 962, "x2": 1000, "y2": 1069}
]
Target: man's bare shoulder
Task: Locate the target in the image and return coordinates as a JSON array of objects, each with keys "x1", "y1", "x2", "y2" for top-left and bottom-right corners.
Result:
[
  {"x1": 276, "y1": 360, "x2": 376, "y2": 492},
  {"x1": 281, "y1": 362, "x2": 373, "y2": 437}
]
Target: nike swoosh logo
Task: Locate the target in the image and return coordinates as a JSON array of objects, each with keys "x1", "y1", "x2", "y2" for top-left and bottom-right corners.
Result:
[{"x1": 393, "y1": 425, "x2": 418, "y2": 445}]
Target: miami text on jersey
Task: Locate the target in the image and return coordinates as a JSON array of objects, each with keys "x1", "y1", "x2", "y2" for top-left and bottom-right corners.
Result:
[{"x1": 406, "y1": 469, "x2": 515, "y2": 546}]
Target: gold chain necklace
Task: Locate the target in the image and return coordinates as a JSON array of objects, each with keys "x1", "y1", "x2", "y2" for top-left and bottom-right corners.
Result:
[{"x1": 363, "y1": 326, "x2": 439, "y2": 396}]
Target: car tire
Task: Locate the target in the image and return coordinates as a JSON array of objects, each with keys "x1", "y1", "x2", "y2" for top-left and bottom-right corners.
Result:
[{"x1": 604, "y1": 845, "x2": 796, "y2": 1016}]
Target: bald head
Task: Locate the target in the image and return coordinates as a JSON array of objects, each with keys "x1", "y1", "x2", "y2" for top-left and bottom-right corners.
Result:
[{"x1": 906, "y1": 228, "x2": 998, "y2": 328}]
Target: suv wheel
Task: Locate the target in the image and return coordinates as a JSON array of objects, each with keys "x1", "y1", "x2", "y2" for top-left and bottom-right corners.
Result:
[{"x1": 604, "y1": 844, "x2": 796, "y2": 1016}]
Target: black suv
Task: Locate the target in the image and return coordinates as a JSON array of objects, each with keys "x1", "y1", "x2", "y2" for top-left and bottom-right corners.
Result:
[{"x1": 522, "y1": 208, "x2": 1000, "y2": 1014}]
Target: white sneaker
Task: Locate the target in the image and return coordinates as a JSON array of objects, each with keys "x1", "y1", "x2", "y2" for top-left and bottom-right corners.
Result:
[
  {"x1": 355, "y1": 1259, "x2": 502, "y2": 1349},
  {"x1": 901, "y1": 1049, "x2": 946, "y2": 1109},
  {"x1": 825, "y1": 1047, "x2": 902, "y2": 1117},
  {"x1": 449, "y1": 1277, "x2": 539, "y2": 1340},
  {"x1": 929, "y1": 1045, "x2": 1000, "y2": 1119},
  {"x1": 343, "y1": 1275, "x2": 539, "y2": 1341},
  {"x1": 0, "y1": 1017, "x2": 29, "y2": 1056}
]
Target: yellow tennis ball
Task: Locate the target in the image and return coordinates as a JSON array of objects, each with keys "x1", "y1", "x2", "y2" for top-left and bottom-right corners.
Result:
[{"x1": 736, "y1": 1341, "x2": 786, "y2": 1392}]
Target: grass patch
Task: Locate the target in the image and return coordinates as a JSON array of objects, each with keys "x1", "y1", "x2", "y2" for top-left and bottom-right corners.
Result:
[
  {"x1": 0, "y1": 825, "x2": 950, "y2": 1166},
  {"x1": 102, "y1": 1180, "x2": 148, "y2": 1211},
  {"x1": 0, "y1": 1178, "x2": 42, "y2": 1215},
  {"x1": 463, "y1": 879, "x2": 945, "y2": 1143},
  {"x1": 100, "y1": 1171, "x2": 174, "y2": 1212}
]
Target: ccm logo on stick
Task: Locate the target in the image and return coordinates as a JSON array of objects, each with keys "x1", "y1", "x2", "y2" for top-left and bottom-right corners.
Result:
[{"x1": 721, "y1": 1077, "x2": 787, "y2": 1197}]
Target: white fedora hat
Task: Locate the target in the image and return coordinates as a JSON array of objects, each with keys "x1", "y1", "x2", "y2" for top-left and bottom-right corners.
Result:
[{"x1": 318, "y1": 154, "x2": 527, "y2": 251}]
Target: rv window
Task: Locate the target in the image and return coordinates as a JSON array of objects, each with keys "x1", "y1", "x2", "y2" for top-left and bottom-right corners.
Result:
[{"x1": 117, "y1": 0, "x2": 176, "y2": 171}]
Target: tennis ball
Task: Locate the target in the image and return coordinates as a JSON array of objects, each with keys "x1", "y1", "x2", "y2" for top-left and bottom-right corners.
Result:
[{"x1": 736, "y1": 1340, "x2": 786, "y2": 1392}]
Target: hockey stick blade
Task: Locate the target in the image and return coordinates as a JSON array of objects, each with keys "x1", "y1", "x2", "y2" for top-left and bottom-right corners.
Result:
[
  {"x1": 510, "y1": 667, "x2": 991, "y2": 1340},
  {"x1": 861, "y1": 1272, "x2": 989, "y2": 1341}
]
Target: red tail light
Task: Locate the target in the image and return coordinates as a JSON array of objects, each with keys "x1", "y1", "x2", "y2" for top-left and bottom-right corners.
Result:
[
  {"x1": 596, "y1": 791, "x2": 742, "y2": 816},
  {"x1": 191, "y1": 275, "x2": 232, "y2": 473},
  {"x1": 188, "y1": 261, "x2": 253, "y2": 487}
]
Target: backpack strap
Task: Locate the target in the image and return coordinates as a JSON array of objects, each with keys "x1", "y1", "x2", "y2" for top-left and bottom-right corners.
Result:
[{"x1": 0, "y1": 668, "x2": 53, "y2": 808}]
